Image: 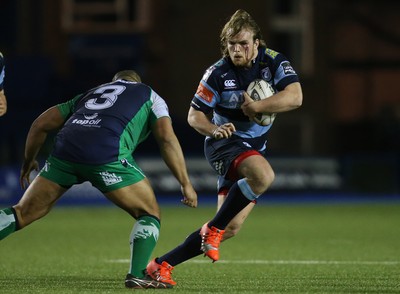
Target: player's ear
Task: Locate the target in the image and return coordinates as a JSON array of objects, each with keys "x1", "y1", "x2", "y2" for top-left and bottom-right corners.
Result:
[{"x1": 254, "y1": 39, "x2": 259, "y2": 48}]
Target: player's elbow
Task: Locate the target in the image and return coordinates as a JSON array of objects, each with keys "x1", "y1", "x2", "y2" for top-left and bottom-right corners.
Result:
[
  {"x1": 290, "y1": 83, "x2": 303, "y2": 109},
  {"x1": 292, "y1": 92, "x2": 303, "y2": 109},
  {"x1": 187, "y1": 110, "x2": 196, "y2": 128}
]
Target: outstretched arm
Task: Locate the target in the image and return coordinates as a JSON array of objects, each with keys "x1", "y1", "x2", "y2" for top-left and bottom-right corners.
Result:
[
  {"x1": 152, "y1": 117, "x2": 197, "y2": 208},
  {"x1": 20, "y1": 106, "x2": 65, "y2": 189}
]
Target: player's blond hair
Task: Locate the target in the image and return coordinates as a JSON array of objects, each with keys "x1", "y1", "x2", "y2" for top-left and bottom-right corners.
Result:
[{"x1": 220, "y1": 9, "x2": 266, "y2": 57}]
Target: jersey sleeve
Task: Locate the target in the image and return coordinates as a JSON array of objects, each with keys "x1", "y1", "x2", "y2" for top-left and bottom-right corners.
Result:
[
  {"x1": 190, "y1": 80, "x2": 217, "y2": 114},
  {"x1": 265, "y1": 48, "x2": 299, "y2": 91},
  {"x1": 56, "y1": 94, "x2": 83, "y2": 120},
  {"x1": 149, "y1": 89, "x2": 170, "y2": 124}
]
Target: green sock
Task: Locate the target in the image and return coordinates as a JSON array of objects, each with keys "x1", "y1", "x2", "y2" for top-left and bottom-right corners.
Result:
[
  {"x1": 129, "y1": 215, "x2": 160, "y2": 278},
  {"x1": 0, "y1": 207, "x2": 18, "y2": 240}
]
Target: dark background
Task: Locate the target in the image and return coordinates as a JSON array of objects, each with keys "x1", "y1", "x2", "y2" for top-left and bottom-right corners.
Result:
[{"x1": 0, "y1": 0, "x2": 399, "y2": 194}]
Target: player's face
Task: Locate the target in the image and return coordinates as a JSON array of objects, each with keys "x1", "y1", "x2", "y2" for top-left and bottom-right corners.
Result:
[{"x1": 227, "y1": 29, "x2": 259, "y2": 68}]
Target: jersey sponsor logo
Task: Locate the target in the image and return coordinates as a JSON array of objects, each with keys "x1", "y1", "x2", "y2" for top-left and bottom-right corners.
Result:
[
  {"x1": 224, "y1": 79, "x2": 236, "y2": 88},
  {"x1": 261, "y1": 67, "x2": 272, "y2": 81},
  {"x1": 282, "y1": 61, "x2": 296, "y2": 75},
  {"x1": 266, "y1": 48, "x2": 279, "y2": 59},
  {"x1": 227, "y1": 92, "x2": 241, "y2": 108},
  {"x1": 196, "y1": 83, "x2": 213, "y2": 103},
  {"x1": 100, "y1": 171, "x2": 123, "y2": 186},
  {"x1": 71, "y1": 118, "x2": 102, "y2": 127}
]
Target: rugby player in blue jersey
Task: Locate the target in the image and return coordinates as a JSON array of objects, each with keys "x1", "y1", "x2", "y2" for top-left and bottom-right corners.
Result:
[
  {"x1": 0, "y1": 52, "x2": 7, "y2": 116},
  {"x1": 0, "y1": 70, "x2": 197, "y2": 289},
  {"x1": 146, "y1": 9, "x2": 303, "y2": 286}
]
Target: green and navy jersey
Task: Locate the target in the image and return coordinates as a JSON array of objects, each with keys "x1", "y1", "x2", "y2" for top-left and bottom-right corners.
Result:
[
  {"x1": 0, "y1": 52, "x2": 4, "y2": 90},
  {"x1": 52, "y1": 79, "x2": 170, "y2": 165},
  {"x1": 190, "y1": 47, "x2": 299, "y2": 151}
]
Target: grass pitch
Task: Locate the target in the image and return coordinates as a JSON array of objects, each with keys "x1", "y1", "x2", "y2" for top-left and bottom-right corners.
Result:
[{"x1": 0, "y1": 200, "x2": 399, "y2": 293}]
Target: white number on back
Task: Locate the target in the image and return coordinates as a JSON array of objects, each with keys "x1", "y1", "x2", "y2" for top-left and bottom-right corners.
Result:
[{"x1": 85, "y1": 85, "x2": 126, "y2": 110}]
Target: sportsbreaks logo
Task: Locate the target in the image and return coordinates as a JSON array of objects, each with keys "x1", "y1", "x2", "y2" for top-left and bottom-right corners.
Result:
[{"x1": 71, "y1": 113, "x2": 102, "y2": 127}]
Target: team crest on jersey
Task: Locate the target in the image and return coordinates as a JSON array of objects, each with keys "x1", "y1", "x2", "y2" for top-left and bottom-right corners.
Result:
[{"x1": 261, "y1": 67, "x2": 272, "y2": 81}]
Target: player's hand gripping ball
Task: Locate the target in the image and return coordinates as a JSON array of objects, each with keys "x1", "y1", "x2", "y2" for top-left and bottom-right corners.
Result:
[{"x1": 246, "y1": 79, "x2": 277, "y2": 126}]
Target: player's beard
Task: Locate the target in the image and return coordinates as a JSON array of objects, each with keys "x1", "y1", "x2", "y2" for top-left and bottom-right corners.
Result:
[{"x1": 231, "y1": 46, "x2": 257, "y2": 68}]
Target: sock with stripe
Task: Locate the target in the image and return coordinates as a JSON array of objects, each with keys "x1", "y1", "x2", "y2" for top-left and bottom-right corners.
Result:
[
  {"x1": 129, "y1": 215, "x2": 160, "y2": 278},
  {"x1": 158, "y1": 229, "x2": 203, "y2": 266},
  {"x1": 208, "y1": 180, "x2": 253, "y2": 229},
  {"x1": 0, "y1": 207, "x2": 19, "y2": 240}
]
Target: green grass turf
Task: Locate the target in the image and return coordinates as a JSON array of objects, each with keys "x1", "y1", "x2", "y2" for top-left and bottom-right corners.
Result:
[{"x1": 0, "y1": 202, "x2": 399, "y2": 293}]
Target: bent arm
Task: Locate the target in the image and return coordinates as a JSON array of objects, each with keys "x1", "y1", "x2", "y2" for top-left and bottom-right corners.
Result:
[
  {"x1": 187, "y1": 107, "x2": 217, "y2": 137},
  {"x1": 243, "y1": 82, "x2": 303, "y2": 116},
  {"x1": 24, "y1": 106, "x2": 65, "y2": 163},
  {"x1": 20, "y1": 106, "x2": 65, "y2": 188},
  {"x1": 187, "y1": 106, "x2": 236, "y2": 139}
]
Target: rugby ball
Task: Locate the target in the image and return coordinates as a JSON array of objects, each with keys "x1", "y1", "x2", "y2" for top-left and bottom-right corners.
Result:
[{"x1": 246, "y1": 79, "x2": 276, "y2": 126}]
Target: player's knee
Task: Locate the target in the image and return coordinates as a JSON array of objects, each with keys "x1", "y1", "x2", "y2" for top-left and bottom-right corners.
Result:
[
  {"x1": 263, "y1": 168, "x2": 275, "y2": 188},
  {"x1": 13, "y1": 203, "x2": 51, "y2": 229},
  {"x1": 250, "y1": 168, "x2": 275, "y2": 195}
]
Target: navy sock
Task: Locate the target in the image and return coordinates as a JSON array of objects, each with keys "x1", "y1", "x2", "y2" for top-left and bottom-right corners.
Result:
[
  {"x1": 158, "y1": 229, "x2": 202, "y2": 266},
  {"x1": 208, "y1": 182, "x2": 251, "y2": 229}
]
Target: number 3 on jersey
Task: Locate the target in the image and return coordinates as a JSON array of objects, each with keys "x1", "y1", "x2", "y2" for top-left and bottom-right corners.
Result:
[{"x1": 85, "y1": 85, "x2": 126, "y2": 110}]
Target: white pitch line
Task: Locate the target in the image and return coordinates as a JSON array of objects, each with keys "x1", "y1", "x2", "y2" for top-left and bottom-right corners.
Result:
[{"x1": 107, "y1": 259, "x2": 399, "y2": 266}]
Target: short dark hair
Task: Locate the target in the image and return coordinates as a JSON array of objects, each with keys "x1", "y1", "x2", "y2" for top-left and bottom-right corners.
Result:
[
  {"x1": 112, "y1": 70, "x2": 141, "y2": 82},
  {"x1": 220, "y1": 10, "x2": 266, "y2": 57}
]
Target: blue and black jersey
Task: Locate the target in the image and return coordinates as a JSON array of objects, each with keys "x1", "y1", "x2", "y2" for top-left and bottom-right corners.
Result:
[
  {"x1": 52, "y1": 80, "x2": 170, "y2": 165},
  {"x1": 190, "y1": 47, "x2": 299, "y2": 150}
]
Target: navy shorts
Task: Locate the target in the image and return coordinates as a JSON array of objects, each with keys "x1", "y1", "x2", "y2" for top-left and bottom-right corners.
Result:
[{"x1": 204, "y1": 134, "x2": 266, "y2": 179}]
